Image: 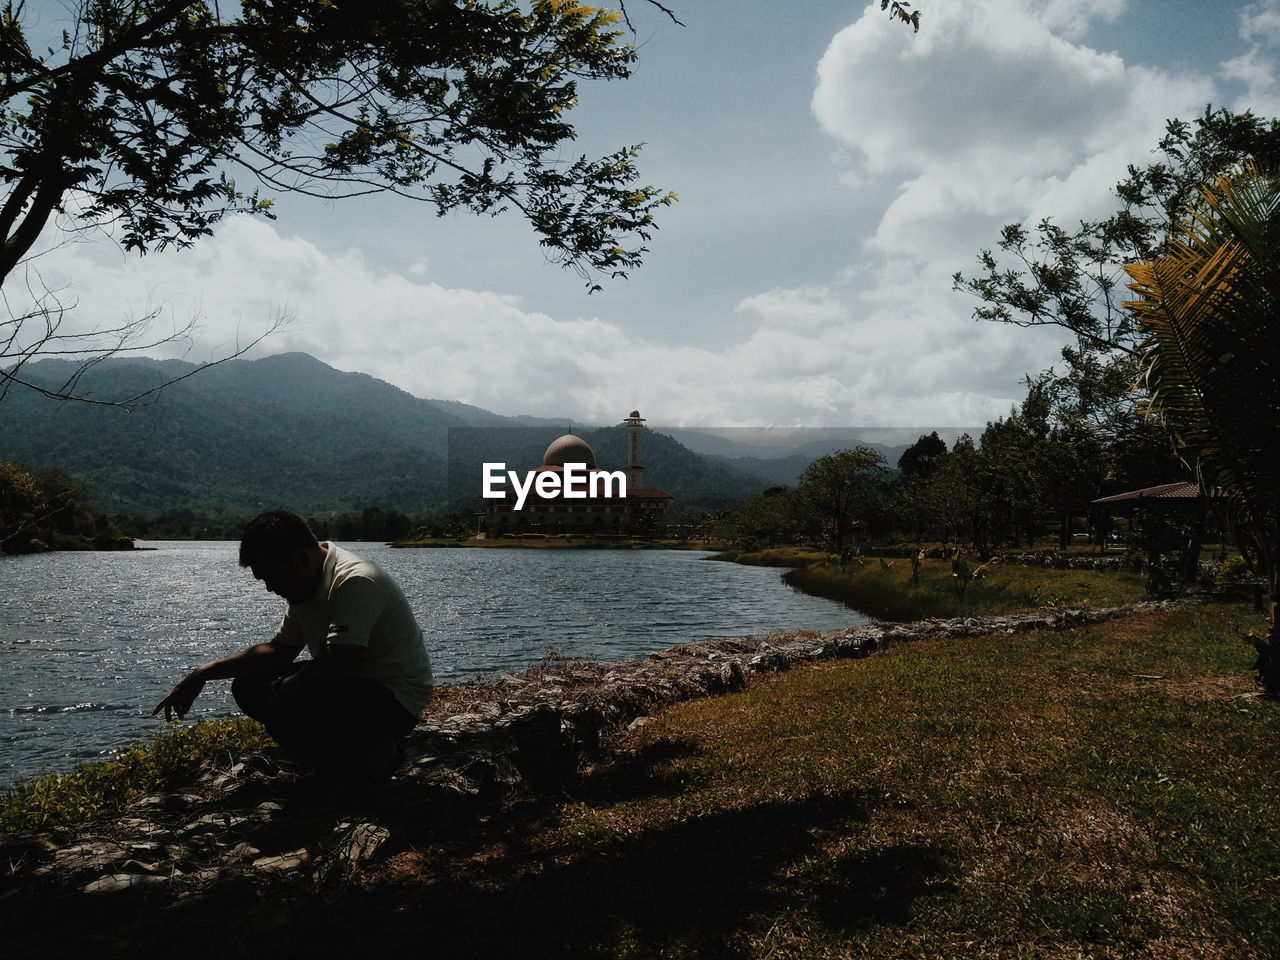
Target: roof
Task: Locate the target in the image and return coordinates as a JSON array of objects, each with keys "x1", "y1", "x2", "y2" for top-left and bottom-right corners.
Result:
[
  {"x1": 542, "y1": 434, "x2": 596, "y2": 469},
  {"x1": 1092, "y1": 481, "x2": 1204, "y2": 504},
  {"x1": 629, "y1": 488, "x2": 673, "y2": 500}
]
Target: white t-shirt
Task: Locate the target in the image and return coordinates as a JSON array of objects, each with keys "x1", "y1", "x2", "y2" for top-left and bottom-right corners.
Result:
[{"x1": 272, "y1": 542, "x2": 434, "y2": 718}]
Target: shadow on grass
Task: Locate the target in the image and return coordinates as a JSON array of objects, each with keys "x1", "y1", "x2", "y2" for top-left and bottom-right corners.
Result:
[
  {"x1": 573, "y1": 736, "x2": 708, "y2": 804},
  {"x1": 292, "y1": 744, "x2": 957, "y2": 958},
  {"x1": 809, "y1": 844, "x2": 956, "y2": 932}
]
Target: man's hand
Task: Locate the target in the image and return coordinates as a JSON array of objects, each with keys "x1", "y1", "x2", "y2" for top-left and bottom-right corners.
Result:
[{"x1": 152, "y1": 672, "x2": 205, "y2": 722}]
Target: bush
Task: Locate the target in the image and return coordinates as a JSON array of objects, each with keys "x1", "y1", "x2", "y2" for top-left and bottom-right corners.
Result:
[
  {"x1": 1215, "y1": 555, "x2": 1255, "y2": 585},
  {"x1": 0, "y1": 717, "x2": 271, "y2": 832}
]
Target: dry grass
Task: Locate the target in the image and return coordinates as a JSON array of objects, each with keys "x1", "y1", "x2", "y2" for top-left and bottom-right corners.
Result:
[{"x1": 286, "y1": 601, "x2": 1280, "y2": 959}]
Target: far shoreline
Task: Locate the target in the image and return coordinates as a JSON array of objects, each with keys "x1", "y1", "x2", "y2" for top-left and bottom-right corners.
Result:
[{"x1": 390, "y1": 536, "x2": 730, "y2": 551}]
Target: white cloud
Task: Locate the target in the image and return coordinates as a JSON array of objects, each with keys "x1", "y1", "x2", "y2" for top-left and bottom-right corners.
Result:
[
  {"x1": 23, "y1": 215, "x2": 1045, "y2": 429},
  {"x1": 1241, "y1": 0, "x2": 1280, "y2": 45},
  {"x1": 1036, "y1": 0, "x2": 1127, "y2": 41},
  {"x1": 1226, "y1": 1, "x2": 1280, "y2": 115},
  {"x1": 791, "y1": 0, "x2": 1218, "y2": 426},
  {"x1": 734, "y1": 286, "x2": 845, "y2": 329},
  {"x1": 814, "y1": 0, "x2": 1211, "y2": 256}
]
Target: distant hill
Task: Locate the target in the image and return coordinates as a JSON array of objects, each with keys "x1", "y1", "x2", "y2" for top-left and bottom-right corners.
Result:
[
  {"x1": 701, "y1": 452, "x2": 814, "y2": 489},
  {"x1": 0, "y1": 353, "x2": 781, "y2": 516},
  {"x1": 425, "y1": 397, "x2": 570, "y2": 429},
  {"x1": 663, "y1": 427, "x2": 955, "y2": 482},
  {"x1": 0, "y1": 353, "x2": 462, "y2": 513},
  {"x1": 577, "y1": 425, "x2": 776, "y2": 512}
]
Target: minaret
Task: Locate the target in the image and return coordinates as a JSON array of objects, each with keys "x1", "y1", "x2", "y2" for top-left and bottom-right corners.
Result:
[{"x1": 623, "y1": 409, "x2": 645, "y2": 491}]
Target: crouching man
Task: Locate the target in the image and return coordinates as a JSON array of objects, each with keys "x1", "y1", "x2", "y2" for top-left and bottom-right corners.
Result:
[{"x1": 153, "y1": 511, "x2": 433, "y2": 782}]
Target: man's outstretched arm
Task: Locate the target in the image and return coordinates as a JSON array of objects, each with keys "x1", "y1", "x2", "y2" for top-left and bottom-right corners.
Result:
[{"x1": 152, "y1": 641, "x2": 301, "y2": 721}]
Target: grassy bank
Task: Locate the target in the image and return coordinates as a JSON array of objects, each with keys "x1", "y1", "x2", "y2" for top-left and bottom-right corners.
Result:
[
  {"x1": 784, "y1": 558, "x2": 1148, "y2": 621},
  {"x1": 711, "y1": 548, "x2": 1148, "y2": 620},
  {"x1": 350, "y1": 601, "x2": 1278, "y2": 958},
  {"x1": 0, "y1": 717, "x2": 270, "y2": 832},
  {"x1": 706, "y1": 546, "x2": 830, "y2": 567}
]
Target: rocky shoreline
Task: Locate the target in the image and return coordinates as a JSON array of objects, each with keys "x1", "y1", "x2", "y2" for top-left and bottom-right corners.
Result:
[{"x1": 0, "y1": 599, "x2": 1187, "y2": 956}]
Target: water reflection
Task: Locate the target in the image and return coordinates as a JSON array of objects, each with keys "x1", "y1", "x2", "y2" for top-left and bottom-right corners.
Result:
[{"x1": 0, "y1": 542, "x2": 863, "y2": 786}]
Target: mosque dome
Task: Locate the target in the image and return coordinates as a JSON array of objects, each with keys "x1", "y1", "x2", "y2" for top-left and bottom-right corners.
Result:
[{"x1": 542, "y1": 434, "x2": 596, "y2": 468}]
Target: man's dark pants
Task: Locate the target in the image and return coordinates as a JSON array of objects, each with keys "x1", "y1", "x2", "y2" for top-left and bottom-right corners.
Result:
[{"x1": 232, "y1": 661, "x2": 418, "y2": 775}]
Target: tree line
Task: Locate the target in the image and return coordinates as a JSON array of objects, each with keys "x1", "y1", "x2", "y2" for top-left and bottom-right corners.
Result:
[
  {"x1": 722, "y1": 106, "x2": 1280, "y2": 690},
  {"x1": 0, "y1": 459, "x2": 132, "y2": 552}
]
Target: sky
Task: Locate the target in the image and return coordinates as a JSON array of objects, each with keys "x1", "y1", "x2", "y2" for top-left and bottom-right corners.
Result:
[{"x1": 19, "y1": 0, "x2": 1280, "y2": 428}]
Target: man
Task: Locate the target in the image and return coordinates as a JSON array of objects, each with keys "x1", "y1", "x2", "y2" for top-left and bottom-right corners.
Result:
[{"x1": 153, "y1": 511, "x2": 433, "y2": 781}]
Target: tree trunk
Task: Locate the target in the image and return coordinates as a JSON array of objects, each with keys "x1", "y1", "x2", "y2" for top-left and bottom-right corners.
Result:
[{"x1": 1246, "y1": 568, "x2": 1280, "y2": 697}]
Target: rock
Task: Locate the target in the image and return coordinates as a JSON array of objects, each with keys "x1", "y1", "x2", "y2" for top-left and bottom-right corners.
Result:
[
  {"x1": 179, "y1": 811, "x2": 248, "y2": 835},
  {"x1": 506, "y1": 704, "x2": 575, "y2": 794},
  {"x1": 158, "y1": 792, "x2": 203, "y2": 813},
  {"x1": 224, "y1": 775, "x2": 279, "y2": 805},
  {"x1": 50, "y1": 841, "x2": 129, "y2": 876},
  {"x1": 748, "y1": 647, "x2": 790, "y2": 672},
  {"x1": 406, "y1": 754, "x2": 441, "y2": 772},
  {"x1": 251, "y1": 849, "x2": 310, "y2": 872},
  {"x1": 117, "y1": 817, "x2": 167, "y2": 835},
  {"x1": 224, "y1": 842, "x2": 262, "y2": 863},
  {"x1": 334, "y1": 823, "x2": 390, "y2": 863},
  {"x1": 119, "y1": 858, "x2": 164, "y2": 874},
  {"x1": 718, "y1": 660, "x2": 747, "y2": 692},
  {"x1": 84, "y1": 872, "x2": 167, "y2": 894}
]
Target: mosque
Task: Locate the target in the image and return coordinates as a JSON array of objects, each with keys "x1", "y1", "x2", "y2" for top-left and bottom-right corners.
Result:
[{"x1": 478, "y1": 411, "x2": 673, "y2": 538}]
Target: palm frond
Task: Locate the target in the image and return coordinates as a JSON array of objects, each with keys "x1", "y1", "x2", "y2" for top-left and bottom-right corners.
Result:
[{"x1": 1124, "y1": 161, "x2": 1280, "y2": 575}]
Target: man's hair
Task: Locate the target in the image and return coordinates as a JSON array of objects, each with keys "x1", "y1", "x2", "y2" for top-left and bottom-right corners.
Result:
[{"x1": 239, "y1": 511, "x2": 319, "y2": 568}]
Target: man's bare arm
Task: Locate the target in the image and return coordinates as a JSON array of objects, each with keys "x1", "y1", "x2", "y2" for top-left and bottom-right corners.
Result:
[{"x1": 152, "y1": 641, "x2": 301, "y2": 721}]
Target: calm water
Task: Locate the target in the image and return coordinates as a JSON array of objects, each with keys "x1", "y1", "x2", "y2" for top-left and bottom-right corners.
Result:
[{"x1": 0, "y1": 542, "x2": 864, "y2": 787}]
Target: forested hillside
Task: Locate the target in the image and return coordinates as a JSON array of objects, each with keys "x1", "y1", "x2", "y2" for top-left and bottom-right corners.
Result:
[{"x1": 0, "y1": 353, "x2": 782, "y2": 516}]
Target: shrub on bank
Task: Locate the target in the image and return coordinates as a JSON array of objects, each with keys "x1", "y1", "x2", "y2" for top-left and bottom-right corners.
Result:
[
  {"x1": 708, "y1": 546, "x2": 829, "y2": 567},
  {"x1": 784, "y1": 558, "x2": 1147, "y2": 621},
  {"x1": 0, "y1": 717, "x2": 271, "y2": 832}
]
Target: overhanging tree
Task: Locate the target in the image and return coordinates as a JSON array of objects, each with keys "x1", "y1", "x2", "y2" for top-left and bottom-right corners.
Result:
[
  {"x1": 1, "y1": 0, "x2": 681, "y2": 281},
  {"x1": 0, "y1": 0, "x2": 925, "y2": 406},
  {"x1": 0, "y1": 0, "x2": 683, "y2": 401},
  {"x1": 1124, "y1": 162, "x2": 1280, "y2": 692}
]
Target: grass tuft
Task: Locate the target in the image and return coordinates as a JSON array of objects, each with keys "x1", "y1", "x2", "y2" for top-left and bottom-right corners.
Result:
[{"x1": 0, "y1": 717, "x2": 270, "y2": 833}]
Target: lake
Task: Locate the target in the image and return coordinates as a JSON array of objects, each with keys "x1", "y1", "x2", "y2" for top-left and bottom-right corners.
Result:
[{"x1": 0, "y1": 542, "x2": 864, "y2": 787}]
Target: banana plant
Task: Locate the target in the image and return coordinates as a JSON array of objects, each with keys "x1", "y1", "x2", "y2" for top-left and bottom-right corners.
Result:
[{"x1": 1125, "y1": 162, "x2": 1280, "y2": 691}]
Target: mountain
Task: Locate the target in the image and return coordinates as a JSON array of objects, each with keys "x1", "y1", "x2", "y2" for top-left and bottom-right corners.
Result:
[
  {"x1": 424, "y1": 397, "x2": 570, "y2": 429},
  {"x1": 0, "y1": 353, "x2": 463, "y2": 513},
  {"x1": 701, "y1": 453, "x2": 814, "y2": 489},
  {"x1": 662, "y1": 426, "x2": 971, "y2": 480},
  {"x1": 0, "y1": 353, "x2": 781, "y2": 516}
]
